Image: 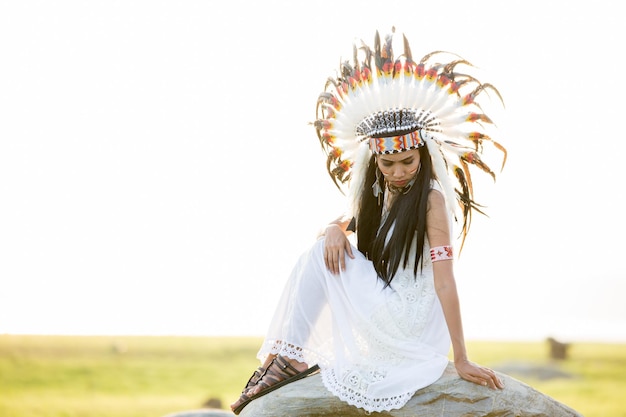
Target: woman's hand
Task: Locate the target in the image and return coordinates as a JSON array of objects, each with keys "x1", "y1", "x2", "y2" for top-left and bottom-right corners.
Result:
[
  {"x1": 455, "y1": 359, "x2": 504, "y2": 390},
  {"x1": 323, "y1": 224, "x2": 354, "y2": 275}
]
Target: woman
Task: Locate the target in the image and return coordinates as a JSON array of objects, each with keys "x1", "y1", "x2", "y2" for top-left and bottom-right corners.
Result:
[{"x1": 231, "y1": 28, "x2": 506, "y2": 415}]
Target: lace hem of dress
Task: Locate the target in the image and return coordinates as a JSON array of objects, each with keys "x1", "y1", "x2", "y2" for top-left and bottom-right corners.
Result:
[
  {"x1": 321, "y1": 368, "x2": 415, "y2": 413},
  {"x1": 257, "y1": 339, "x2": 331, "y2": 368}
]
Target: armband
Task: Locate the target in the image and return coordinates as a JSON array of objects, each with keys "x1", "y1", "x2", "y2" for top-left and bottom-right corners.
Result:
[{"x1": 430, "y1": 245, "x2": 453, "y2": 262}]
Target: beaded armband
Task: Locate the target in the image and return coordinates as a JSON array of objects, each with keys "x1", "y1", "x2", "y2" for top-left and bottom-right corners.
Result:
[{"x1": 430, "y1": 245, "x2": 453, "y2": 262}]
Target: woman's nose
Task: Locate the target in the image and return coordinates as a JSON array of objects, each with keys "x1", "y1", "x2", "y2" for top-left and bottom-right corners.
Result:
[{"x1": 390, "y1": 166, "x2": 404, "y2": 178}]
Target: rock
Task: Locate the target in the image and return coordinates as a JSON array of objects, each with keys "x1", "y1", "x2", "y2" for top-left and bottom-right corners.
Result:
[
  {"x1": 240, "y1": 362, "x2": 583, "y2": 417},
  {"x1": 163, "y1": 408, "x2": 234, "y2": 417}
]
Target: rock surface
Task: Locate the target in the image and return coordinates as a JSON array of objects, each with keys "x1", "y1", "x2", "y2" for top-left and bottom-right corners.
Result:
[
  {"x1": 240, "y1": 362, "x2": 583, "y2": 417},
  {"x1": 165, "y1": 362, "x2": 583, "y2": 417}
]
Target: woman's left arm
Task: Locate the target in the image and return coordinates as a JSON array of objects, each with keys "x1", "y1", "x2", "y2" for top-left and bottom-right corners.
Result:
[{"x1": 426, "y1": 190, "x2": 504, "y2": 390}]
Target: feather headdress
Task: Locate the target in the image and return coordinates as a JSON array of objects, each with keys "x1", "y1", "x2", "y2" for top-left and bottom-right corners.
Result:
[{"x1": 314, "y1": 28, "x2": 506, "y2": 242}]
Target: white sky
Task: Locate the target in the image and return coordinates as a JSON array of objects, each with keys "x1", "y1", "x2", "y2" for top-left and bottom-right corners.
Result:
[{"x1": 1, "y1": 0, "x2": 625, "y2": 342}]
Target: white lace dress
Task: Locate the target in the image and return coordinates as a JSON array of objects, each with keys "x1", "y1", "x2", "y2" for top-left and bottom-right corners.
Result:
[{"x1": 257, "y1": 214, "x2": 451, "y2": 412}]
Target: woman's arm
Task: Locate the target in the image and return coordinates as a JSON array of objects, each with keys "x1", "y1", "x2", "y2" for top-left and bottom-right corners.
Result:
[
  {"x1": 426, "y1": 190, "x2": 504, "y2": 389},
  {"x1": 319, "y1": 214, "x2": 355, "y2": 275}
]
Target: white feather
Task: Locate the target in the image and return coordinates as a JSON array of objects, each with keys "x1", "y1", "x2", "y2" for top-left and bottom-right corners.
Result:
[{"x1": 346, "y1": 143, "x2": 373, "y2": 219}]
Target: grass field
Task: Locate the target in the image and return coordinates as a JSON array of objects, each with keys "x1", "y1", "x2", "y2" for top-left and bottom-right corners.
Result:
[{"x1": 1, "y1": 335, "x2": 624, "y2": 417}]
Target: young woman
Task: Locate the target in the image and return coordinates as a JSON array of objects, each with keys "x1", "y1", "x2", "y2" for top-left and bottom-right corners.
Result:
[{"x1": 231, "y1": 29, "x2": 506, "y2": 415}]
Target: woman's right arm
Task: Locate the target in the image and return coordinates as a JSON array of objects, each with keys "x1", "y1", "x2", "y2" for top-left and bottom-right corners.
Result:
[{"x1": 319, "y1": 215, "x2": 355, "y2": 275}]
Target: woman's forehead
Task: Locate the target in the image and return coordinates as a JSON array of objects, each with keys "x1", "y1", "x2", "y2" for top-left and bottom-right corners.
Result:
[{"x1": 377, "y1": 149, "x2": 420, "y2": 161}]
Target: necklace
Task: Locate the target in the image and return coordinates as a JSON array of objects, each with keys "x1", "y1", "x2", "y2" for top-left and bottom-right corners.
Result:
[{"x1": 386, "y1": 175, "x2": 417, "y2": 195}]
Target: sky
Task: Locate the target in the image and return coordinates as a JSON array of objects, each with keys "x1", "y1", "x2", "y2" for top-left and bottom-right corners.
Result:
[{"x1": 1, "y1": 0, "x2": 625, "y2": 342}]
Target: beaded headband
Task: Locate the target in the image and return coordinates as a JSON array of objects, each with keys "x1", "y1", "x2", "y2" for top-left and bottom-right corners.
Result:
[{"x1": 356, "y1": 109, "x2": 426, "y2": 154}]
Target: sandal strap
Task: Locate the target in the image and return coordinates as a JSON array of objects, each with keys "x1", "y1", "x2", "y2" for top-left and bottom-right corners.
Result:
[
  {"x1": 242, "y1": 366, "x2": 265, "y2": 392},
  {"x1": 236, "y1": 389, "x2": 252, "y2": 406},
  {"x1": 255, "y1": 355, "x2": 301, "y2": 390},
  {"x1": 274, "y1": 355, "x2": 301, "y2": 376}
]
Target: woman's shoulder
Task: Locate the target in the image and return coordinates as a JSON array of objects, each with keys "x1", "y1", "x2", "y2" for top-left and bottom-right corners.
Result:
[
  {"x1": 427, "y1": 187, "x2": 446, "y2": 210},
  {"x1": 428, "y1": 181, "x2": 445, "y2": 203},
  {"x1": 426, "y1": 183, "x2": 452, "y2": 240},
  {"x1": 429, "y1": 179, "x2": 443, "y2": 193},
  {"x1": 427, "y1": 181, "x2": 450, "y2": 225}
]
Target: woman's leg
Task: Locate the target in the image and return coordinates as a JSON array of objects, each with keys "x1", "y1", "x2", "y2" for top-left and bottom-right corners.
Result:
[{"x1": 230, "y1": 241, "x2": 328, "y2": 411}]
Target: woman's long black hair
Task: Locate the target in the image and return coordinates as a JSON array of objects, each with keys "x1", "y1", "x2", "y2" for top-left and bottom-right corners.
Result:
[{"x1": 355, "y1": 145, "x2": 435, "y2": 286}]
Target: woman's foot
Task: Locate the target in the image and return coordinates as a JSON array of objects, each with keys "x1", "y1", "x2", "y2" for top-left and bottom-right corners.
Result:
[
  {"x1": 247, "y1": 356, "x2": 308, "y2": 396},
  {"x1": 230, "y1": 355, "x2": 318, "y2": 414},
  {"x1": 244, "y1": 366, "x2": 266, "y2": 391},
  {"x1": 228, "y1": 360, "x2": 272, "y2": 412}
]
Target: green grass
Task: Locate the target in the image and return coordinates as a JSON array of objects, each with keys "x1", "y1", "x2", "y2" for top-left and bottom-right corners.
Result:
[
  {"x1": 1, "y1": 335, "x2": 625, "y2": 417},
  {"x1": 0, "y1": 335, "x2": 261, "y2": 417}
]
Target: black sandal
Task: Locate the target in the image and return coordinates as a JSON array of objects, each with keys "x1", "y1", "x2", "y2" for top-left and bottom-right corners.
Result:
[{"x1": 232, "y1": 355, "x2": 319, "y2": 415}]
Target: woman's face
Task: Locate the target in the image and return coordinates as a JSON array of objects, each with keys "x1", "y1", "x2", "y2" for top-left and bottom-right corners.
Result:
[{"x1": 376, "y1": 148, "x2": 421, "y2": 189}]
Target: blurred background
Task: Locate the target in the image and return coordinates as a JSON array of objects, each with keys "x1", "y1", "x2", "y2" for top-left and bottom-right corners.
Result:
[{"x1": 1, "y1": 0, "x2": 624, "y2": 342}]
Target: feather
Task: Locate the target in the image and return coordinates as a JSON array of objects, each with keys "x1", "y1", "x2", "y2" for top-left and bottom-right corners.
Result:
[{"x1": 313, "y1": 28, "x2": 506, "y2": 236}]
